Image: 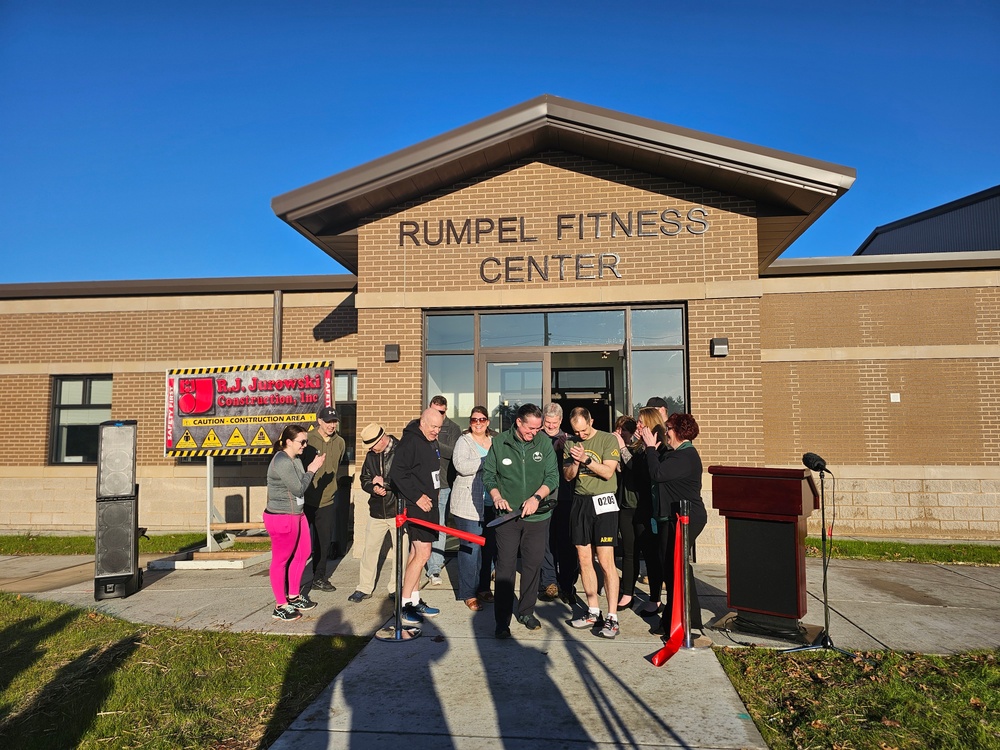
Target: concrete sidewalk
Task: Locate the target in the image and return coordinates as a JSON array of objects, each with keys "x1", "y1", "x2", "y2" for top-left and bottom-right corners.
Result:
[{"x1": 6, "y1": 551, "x2": 1000, "y2": 749}]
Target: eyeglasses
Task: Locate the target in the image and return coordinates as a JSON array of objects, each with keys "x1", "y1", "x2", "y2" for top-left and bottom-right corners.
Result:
[
  {"x1": 665, "y1": 425, "x2": 674, "y2": 432},
  {"x1": 293, "y1": 438, "x2": 308, "y2": 445},
  {"x1": 470, "y1": 417, "x2": 489, "y2": 424},
  {"x1": 435, "y1": 408, "x2": 447, "y2": 415}
]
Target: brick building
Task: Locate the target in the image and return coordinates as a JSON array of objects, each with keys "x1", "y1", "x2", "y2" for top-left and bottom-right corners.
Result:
[{"x1": 1, "y1": 96, "x2": 996, "y2": 562}]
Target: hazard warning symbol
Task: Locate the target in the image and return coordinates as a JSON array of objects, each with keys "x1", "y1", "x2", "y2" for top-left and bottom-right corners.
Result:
[
  {"x1": 226, "y1": 427, "x2": 247, "y2": 447},
  {"x1": 175, "y1": 430, "x2": 198, "y2": 449},
  {"x1": 202, "y1": 429, "x2": 223, "y2": 448},
  {"x1": 251, "y1": 427, "x2": 273, "y2": 446}
]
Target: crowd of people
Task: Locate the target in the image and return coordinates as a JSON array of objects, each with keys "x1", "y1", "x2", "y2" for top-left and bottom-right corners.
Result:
[{"x1": 263, "y1": 395, "x2": 710, "y2": 645}]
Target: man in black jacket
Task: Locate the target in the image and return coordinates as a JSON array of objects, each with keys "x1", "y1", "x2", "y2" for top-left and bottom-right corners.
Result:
[
  {"x1": 426, "y1": 395, "x2": 462, "y2": 586},
  {"x1": 390, "y1": 407, "x2": 445, "y2": 625},
  {"x1": 348, "y1": 423, "x2": 405, "y2": 603}
]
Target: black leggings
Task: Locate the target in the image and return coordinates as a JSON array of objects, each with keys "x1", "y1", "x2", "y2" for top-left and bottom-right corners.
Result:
[
  {"x1": 659, "y1": 501, "x2": 707, "y2": 631},
  {"x1": 619, "y1": 507, "x2": 663, "y2": 600}
]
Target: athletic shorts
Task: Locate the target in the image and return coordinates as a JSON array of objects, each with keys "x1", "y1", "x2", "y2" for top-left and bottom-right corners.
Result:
[
  {"x1": 570, "y1": 493, "x2": 618, "y2": 547},
  {"x1": 405, "y1": 499, "x2": 438, "y2": 543}
]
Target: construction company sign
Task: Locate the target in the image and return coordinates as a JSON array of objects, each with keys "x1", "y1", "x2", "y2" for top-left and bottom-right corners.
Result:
[{"x1": 164, "y1": 362, "x2": 333, "y2": 456}]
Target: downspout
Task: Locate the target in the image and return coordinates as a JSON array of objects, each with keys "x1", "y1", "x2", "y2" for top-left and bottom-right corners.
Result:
[{"x1": 273, "y1": 289, "x2": 283, "y2": 363}]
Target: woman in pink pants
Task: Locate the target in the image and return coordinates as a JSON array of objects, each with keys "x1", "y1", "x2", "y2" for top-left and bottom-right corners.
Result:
[{"x1": 264, "y1": 424, "x2": 325, "y2": 620}]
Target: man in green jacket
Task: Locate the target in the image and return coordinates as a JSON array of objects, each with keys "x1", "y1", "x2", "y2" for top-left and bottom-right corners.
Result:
[{"x1": 483, "y1": 403, "x2": 559, "y2": 639}]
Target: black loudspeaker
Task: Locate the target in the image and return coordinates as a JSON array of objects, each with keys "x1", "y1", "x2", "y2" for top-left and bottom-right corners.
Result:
[
  {"x1": 95, "y1": 419, "x2": 142, "y2": 601},
  {"x1": 95, "y1": 495, "x2": 142, "y2": 599},
  {"x1": 97, "y1": 420, "x2": 137, "y2": 499}
]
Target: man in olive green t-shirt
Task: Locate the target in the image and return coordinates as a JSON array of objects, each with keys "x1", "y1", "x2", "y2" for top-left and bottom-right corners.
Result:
[{"x1": 563, "y1": 407, "x2": 621, "y2": 638}]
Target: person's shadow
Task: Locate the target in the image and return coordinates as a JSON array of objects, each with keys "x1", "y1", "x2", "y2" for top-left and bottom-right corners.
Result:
[
  {"x1": 0, "y1": 629, "x2": 140, "y2": 749},
  {"x1": 262, "y1": 606, "x2": 453, "y2": 749},
  {"x1": 477, "y1": 613, "x2": 593, "y2": 748}
]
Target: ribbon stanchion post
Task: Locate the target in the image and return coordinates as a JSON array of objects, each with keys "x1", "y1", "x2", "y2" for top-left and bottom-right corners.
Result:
[
  {"x1": 651, "y1": 506, "x2": 690, "y2": 667},
  {"x1": 376, "y1": 509, "x2": 486, "y2": 644}
]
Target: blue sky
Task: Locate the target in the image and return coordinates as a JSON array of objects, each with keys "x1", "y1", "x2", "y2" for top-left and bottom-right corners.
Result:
[{"x1": 2, "y1": 1, "x2": 998, "y2": 283}]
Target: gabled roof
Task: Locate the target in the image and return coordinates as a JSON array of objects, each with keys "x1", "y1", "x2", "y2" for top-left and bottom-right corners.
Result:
[
  {"x1": 272, "y1": 95, "x2": 856, "y2": 274},
  {"x1": 854, "y1": 184, "x2": 1000, "y2": 256}
]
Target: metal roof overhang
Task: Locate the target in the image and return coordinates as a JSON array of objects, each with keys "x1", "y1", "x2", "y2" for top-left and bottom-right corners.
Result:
[{"x1": 272, "y1": 95, "x2": 856, "y2": 275}]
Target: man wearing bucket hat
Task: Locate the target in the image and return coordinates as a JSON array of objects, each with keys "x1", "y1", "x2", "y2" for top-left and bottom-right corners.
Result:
[
  {"x1": 349, "y1": 423, "x2": 406, "y2": 603},
  {"x1": 302, "y1": 406, "x2": 345, "y2": 592}
]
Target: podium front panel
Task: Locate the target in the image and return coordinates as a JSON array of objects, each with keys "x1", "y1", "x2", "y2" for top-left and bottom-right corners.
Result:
[{"x1": 727, "y1": 517, "x2": 805, "y2": 618}]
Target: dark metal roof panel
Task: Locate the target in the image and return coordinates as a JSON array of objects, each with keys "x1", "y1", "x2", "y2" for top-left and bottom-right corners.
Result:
[{"x1": 855, "y1": 184, "x2": 1000, "y2": 255}]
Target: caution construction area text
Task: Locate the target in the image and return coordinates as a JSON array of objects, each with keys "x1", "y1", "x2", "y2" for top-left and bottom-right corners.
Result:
[{"x1": 164, "y1": 361, "x2": 333, "y2": 457}]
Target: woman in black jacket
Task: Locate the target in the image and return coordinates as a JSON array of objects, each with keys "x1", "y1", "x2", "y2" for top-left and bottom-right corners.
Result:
[{"x1": 638, "y1": 412, "x2": 710, "y2": 646}]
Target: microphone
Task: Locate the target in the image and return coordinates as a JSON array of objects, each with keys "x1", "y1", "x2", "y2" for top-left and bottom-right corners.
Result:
[{"x1": 802, "y1": 452, "x2": 828, "y2": 472}]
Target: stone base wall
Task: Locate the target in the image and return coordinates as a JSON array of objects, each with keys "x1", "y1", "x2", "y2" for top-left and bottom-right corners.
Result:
[{"x1": 805, "y1": 468, "x2": 1000, "y2": 540}]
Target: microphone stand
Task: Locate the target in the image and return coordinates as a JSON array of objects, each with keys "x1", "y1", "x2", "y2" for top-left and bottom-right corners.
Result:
[{"x1": 784, "y1": 466, "x2": 853, "y2": 657}]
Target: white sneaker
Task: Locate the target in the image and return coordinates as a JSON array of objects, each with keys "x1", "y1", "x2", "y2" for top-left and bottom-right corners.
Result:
[{"x1": 428, "y1": 574, "x2": 443, "y2": 586}]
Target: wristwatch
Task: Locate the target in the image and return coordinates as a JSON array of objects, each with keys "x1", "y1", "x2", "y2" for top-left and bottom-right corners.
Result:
[
  {"x1": 584, "y1": 457, "x2": 593, "y2": 466},
  {"x1": 532, "y1": 493, "x2": 543, "y2": 503}
]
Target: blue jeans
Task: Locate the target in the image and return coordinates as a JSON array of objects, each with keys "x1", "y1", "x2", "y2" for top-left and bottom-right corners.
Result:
[
  {"x1": 452, "y1": 515, "x2": 483, "y2": 601},
  {"x1": 427, "y1": 487, "x2": 451, "y2": 576}
]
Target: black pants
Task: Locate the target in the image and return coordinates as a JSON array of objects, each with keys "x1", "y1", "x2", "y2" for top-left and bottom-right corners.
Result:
[
  {"x1": 495, "y1": 515, "x2": 550, "y2": 628},
  {"x1": 659, "y1": 501, "x2": 707, "y2": 631},
  {"x1": 304, "y1": 502, "x2": 335, "y2": 580},
  {"x1": 619, "y1": 507, "x2": 663, "y2": 600},
  {"x1": 478, "y1": 506, "x2": 498, "y2": 594}
]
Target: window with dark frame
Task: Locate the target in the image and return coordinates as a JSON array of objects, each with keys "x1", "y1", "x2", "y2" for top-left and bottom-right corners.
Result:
[
  {"x1": 50, "y1": 375, "x2": 112, "y2": 464},
  {"x1": 335, "y1": 370, "x2": 357, "y2": 464}
]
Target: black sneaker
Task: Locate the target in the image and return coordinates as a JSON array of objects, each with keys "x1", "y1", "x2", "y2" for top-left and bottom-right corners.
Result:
[
  {"x1": 347, "y1": 590, "x2": 372, "y2": 603},
  {"x1": 272, "y1": 604, "x2": 302, "y2": 621},
  {"x1": 287, "y1": 595, "x2": 317, "y2": 611},
  {"x1": 495, "y1": 626, "x2": 512, "y2": 639},
  {"x1": 516, "y1": 614, "x2": 541, "y2": 630},
  {"x1": 312, "y1": 578, "x2": 336, "y2": 592}
]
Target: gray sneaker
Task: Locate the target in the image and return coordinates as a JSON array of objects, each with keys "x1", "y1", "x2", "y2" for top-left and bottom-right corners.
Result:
[
  {"x1": 570, "y1": 610, "x2": 601, "y2": 629},
  {"x1": 599, "y1": 616, "x2": 620, "y2": 639}
]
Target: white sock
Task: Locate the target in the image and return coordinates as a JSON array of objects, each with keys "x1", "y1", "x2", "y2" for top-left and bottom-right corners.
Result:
[
  {"x1": 405, "y1": 595, "x2": 418, "y2": 606},
  {"x1": 589, "y1": 607, "x2": 601, "y2": 616}
]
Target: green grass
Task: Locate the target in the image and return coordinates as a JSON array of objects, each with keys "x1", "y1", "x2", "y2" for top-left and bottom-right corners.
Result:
[
  {"x1": 0, "y1": 533, "x2": 269, "y2": 557},
  {"x1": 806, "y1": 537, "x2": 1000, "y2": 566},
  {"x1": 718, "y1": 647, "x2": 1000, "y2": 749},
  {"x1": 0, "y1": 593, "x2": 367, "y2": 749}
]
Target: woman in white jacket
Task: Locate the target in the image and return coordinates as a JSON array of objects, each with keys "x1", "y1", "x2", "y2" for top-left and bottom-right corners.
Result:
[{"x1": 450, "y1": 405, "x2": 493, "y2": 611}]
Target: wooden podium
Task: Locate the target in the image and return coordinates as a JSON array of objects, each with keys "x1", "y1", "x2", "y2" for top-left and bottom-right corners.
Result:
[{"x1": 708, "y1": 465, "x2": 819, "y2": 639}]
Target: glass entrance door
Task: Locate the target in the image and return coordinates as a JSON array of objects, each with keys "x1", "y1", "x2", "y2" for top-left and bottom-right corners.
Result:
[{"x1": 482, "y1": 354, "x2": 548, "y2": 433}]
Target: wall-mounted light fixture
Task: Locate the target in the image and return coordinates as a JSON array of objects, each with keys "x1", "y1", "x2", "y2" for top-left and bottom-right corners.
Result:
[
  {"x1": 710, "y1": 337, "x2": 729, "y2": 357},
  {"x1": 384, "y1": 344, "x2": 400, "y2": 363}
]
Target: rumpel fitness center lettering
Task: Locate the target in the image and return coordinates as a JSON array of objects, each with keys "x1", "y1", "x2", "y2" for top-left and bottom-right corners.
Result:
[{"x1": 398, "y1": 208, "x2": 710, "y2": 283}]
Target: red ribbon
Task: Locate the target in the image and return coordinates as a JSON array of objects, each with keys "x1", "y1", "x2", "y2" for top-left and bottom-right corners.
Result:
[
  {"x1": 652, "y1": 513, "x2": 688, "y2": 667},
  {"x1": 395, "y1": 511, "x2": 486, "y2": 546}
]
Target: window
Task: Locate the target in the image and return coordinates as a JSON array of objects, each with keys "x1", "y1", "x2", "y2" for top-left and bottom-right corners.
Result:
[
  {"x1": 51, "y1": 376, "x2": 112, "y2": 464},
  {"x1": 335, "y1": 371, "x2": 357, "y2": 464},
  {"x1": 630, "y1": 307, "x2": 687, "y2": 416}
]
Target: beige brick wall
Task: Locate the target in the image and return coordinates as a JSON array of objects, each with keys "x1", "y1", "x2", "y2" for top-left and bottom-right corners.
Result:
[
  {"x1": 0, "y1": 291, "x2": 358, "y2": 534},
  {"x1": 762, "y1": 279, "x2": 1000, "y2": 543},
  {"x1": 358, "y1": 152, "x2": 756, "y2": 297}
]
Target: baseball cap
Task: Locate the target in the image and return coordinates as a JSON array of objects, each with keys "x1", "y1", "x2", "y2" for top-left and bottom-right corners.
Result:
[
  {"x1": 317, "y1": 406, "x2": 339, "y2": 422},
  {"x1": 645, "y1": 397, "x2": 668, "y2": 409}
]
